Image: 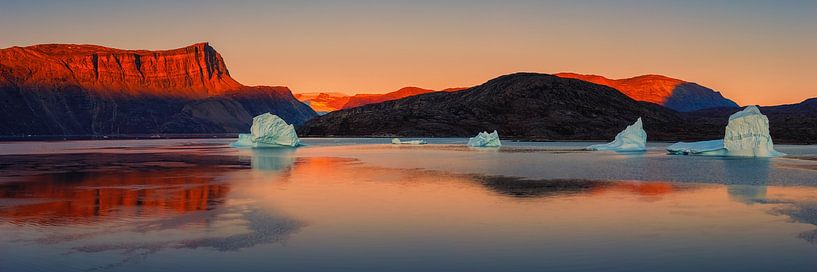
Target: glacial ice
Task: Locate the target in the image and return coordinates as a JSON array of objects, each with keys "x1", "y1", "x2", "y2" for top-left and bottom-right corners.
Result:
[
  {"x1": 723, "y1": 106, "x2": 784, "y2": 157},
  {"x1": 667, "y1": 106, "x2": 784, "y2": 157},
  {"x1": 467, "y1": 130, "x2": 502, "y2": 147},
  {"x1": 231, "y1": 113, "x2": 301, "y2": 148},
  {"x1": 586, "y1": 118, "x2": 646, "y2": 151},
  {"x1": 391, "y1": 138, "x2": 428, "y2": 145}
]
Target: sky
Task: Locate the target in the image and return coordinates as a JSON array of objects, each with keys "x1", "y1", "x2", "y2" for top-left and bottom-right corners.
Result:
[{"x1": 1, "y1": 0, "x2": 815, "y2": 106}]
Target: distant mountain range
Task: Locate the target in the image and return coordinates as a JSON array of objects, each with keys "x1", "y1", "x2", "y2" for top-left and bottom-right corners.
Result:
[
  {"x1": 555, "y1": 73, "x2": 738, "y2": 112},
  {"x1": 299, "y1": 73, "x2": 817, "y2": 143},
  {"x1": 295, "y1": 87, "x2": 467, "y2": 113},
  {"x1": 0, "y1": 43, "x2": 316, "y2": 135}
]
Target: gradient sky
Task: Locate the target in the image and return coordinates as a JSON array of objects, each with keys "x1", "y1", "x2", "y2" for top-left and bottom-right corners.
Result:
[{"x1": 1, "y1": 0, "x2": 815, "y2": 106}]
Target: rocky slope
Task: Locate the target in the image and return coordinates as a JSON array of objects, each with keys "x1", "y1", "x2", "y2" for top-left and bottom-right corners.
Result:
[
  {"x1": 0, "y1": 43, "x2": 316, "y2": 135},
  {"x1": 295, "y1": 87, "x2": 468, "y2": 113},
  {"x1": 299, "y1": 73, "x2": 721, "y2": 141},
  {"x1": 555, "y1": 73, "x2": 738, "y2": 112},
  {"x1": 342, "y1": 87, "x2": 438, "y2": 109}
]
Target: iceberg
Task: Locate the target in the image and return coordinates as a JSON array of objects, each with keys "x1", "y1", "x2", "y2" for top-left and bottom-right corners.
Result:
[
  {"x1": 467, "y1": 130, "x2": 501, "y2": 147},
  {"x1": 391, "y1": 138, "x2": 427, "y2": 145},
  {"x1": 231, "y1": 113, "x2": 301, "y2": 148},
  {"x1": 586, "y1": 118, "x2": 646, "y2": 151},
  {"x1": 667, "y1": 106, "x2": 784, "y2": 157},
  {"x1": 722, "y1": 106, "x2": 784, "y2": 157}
]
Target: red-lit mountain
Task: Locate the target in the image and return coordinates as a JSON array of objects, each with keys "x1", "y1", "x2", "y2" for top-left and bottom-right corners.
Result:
[
  {"x1": 555, "y1": 73, "x2": 738, "y2": 112},
  {"x1": 0, "y1": 43, "x2": 316, "y2": 135},
  {"x1": 293, "y1": 92, "x2": 351, "y2": 113},
  {"x1": 295, "y1": 87, "x2": 467, "y2": 113}
]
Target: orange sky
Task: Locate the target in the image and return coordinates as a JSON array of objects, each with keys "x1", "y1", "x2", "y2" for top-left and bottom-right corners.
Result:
[{"x1": 1, "y1": 1, "x2": 815, "y2": 106}]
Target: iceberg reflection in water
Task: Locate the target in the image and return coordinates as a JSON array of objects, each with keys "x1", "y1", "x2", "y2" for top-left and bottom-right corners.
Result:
[
  {"x1": 724, "y1": 158, "x2": 770, "y2": 204},
  {"x1": 0, "y1": 139, "x2": 817, "y2": 271},
  {"x1": 247, "y1": 148, "x2": 296, "y2": 171}
]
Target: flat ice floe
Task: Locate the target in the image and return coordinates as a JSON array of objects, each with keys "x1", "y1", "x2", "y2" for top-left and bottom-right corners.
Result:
[
  {"x1": 231, "y1": 113, "x2": 301, "y2": 148},
  {"x1": 667, "y1": 106, "x2": 784, "y2": 157},
  {"x1": 392, "y1": 138, "x2": 428, "y2": 145},
  {"x1": 467, "y1": 130, "x2": 502, "y2": 147},
  {"x1": 666, "y1": 140, "x2": 727, "y2": 155},
  {"x1": 586, "y1": 118, "x2": 646, "y2": 152}
]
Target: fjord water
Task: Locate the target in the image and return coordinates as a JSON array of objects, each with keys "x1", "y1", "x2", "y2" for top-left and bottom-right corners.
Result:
[{"x1": 1, "y1": 139, "x2": 817, "y2": 272}]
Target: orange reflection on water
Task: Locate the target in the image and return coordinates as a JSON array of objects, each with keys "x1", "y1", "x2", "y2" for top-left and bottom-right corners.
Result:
[
  {"x1": 235, "y1": 156, "x2": 693, "y2": 234},
  {"x1": 0, "y1": 169, "x2": 229, "y2": 225},
  {"x1": 591, "y1": 181, "x2": 675, "y2": 196}
]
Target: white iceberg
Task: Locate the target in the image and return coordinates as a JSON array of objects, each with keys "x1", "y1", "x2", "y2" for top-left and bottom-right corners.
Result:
[
  {"x1": 391, "y1": 138, "x2": 427, "y2": 145},
  {"x1": 467, "y1": 130, "x2": 502, "y2": 147},
  {"x1": 667, "y1": 106, "x2": 784, "y2": 157},
  {"x1": 231, "y1": 113, "x2": 301, "y2": 148},
  {"x1": 723, "y1": 106, "x2": 784, "y2": 157},
  {"x1": 586, "y1": 118, "x2": 646, "y2": 151}
]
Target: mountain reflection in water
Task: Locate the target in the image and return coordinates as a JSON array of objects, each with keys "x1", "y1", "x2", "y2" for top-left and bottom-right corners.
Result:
[{"x1": 0, "y1": 170, "x2": 229, "y2": 226}]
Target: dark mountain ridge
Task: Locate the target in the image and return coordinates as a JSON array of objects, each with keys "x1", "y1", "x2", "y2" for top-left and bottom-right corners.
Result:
[
  {"x1": 299, "y1": 73, "x2": 720, "y2": 141},
  {"x1": 299, "y1": 73, "x2": 816, "y2": 143}
]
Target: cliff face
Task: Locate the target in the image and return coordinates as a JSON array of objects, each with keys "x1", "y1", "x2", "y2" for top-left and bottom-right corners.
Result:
[
  {"x1": 0, "y1": 43, "x2": 316, "y2": 135},
  {"x1": 0, "y1": 43, "x2": 242, "y2": 98},
  {"x1": 555, "y1": 73, "x2": 738, "y2": 112}
]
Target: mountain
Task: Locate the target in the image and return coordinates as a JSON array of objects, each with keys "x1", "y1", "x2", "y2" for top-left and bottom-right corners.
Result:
[
  {"x1": 0, "y1": 43, "x2": 316, "y2": 135},
  {"x1": 555, "y1": 73, "x2": 738, "y2": 112},
  {"x1": 294, "y1": 87, "x2": 468, "y2": 113},
  {"x1": 293, "y1": 92, "x2": 351, "y2": 114},
  {"x1": 298, "y1": 73, "x2": 717, "y2": 141}
]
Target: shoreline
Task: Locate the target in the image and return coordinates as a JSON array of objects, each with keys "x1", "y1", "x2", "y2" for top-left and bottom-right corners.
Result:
[
  {"x1": 0, "y1": 134, "x2": 814, "y2": 145},
  {"x1": 0, "y1": 134, "x2": 240, "y2": 142}
]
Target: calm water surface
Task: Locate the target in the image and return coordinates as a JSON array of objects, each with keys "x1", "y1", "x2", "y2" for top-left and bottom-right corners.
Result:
[{"x1": 1, "y1": 138, "x2": 816, "y2": 271}]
